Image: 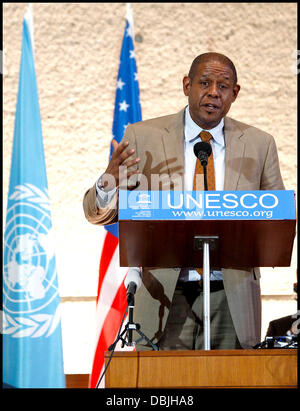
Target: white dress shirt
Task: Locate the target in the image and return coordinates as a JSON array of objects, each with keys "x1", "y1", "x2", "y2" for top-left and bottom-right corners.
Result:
[
  {"x1": 96, "y1": 106, "x2": 225, "y2": 281},
  {"x1": 179, "y1": 106, "x2": 225, "y2": 281},
  {"x1": 184, "y1": 106, "x2": 225, "y2": 192}
]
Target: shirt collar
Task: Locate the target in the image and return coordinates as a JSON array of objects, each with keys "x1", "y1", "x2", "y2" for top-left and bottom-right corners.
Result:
[{"x1": 184, "y1": 106, "x2": 224, "y2": 146}]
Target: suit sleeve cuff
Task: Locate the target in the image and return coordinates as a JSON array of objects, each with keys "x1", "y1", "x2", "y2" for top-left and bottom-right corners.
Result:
[{"x1": 95, "y1": 175, "x2": 118, "y2": 209}]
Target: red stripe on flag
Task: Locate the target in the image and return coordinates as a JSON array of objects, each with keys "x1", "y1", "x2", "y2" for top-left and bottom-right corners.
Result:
[
  {"x1": 90, "y1": 3, "x2": 141, "y2": 387},
  {"x1": 96, "y1": 231, "x2": 118, "y2": 303},
  {"x1": 89, "y1": 281, "x2": 127, "y2": 388}
]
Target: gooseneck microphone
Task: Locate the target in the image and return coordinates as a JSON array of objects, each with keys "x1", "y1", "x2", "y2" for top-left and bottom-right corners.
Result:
[
  {"x1": 193, "y1": 142, "x2": 212, "y2": 191},
  {"x1": 193, "y1": 141, "x2": 212, "y2": 166}
]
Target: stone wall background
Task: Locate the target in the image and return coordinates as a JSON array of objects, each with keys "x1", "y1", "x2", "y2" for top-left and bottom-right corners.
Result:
[{"x1": 3, "y1": 2, "x2": 297, "y2": 374}]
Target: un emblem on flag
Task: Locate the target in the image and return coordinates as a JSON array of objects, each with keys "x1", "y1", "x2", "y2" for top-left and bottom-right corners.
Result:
[{"x1": 3, "y1": 184, "x2": 61, "y2": 338}]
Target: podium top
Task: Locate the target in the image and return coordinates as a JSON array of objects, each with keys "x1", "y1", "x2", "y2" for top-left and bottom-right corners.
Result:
[
  {"x1": 118, "y1": 190, "x2": 296, "y2": 267},
  {"x1": 119, "y1": 190, "x2": 295, "y2": 221}
]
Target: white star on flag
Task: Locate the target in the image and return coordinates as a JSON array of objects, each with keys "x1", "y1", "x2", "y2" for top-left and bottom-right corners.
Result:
[
  {"x1": 119, "y1": 100, "x2": 130, "y2": 112},
  {"x1": 126, "y1": 25, "x2": 133, "y2": 38},
  {"x1": 129, "y1": 50, "x2": 136, "y2": 59},
  {"x1": 116, "y1": 78, "x2": 125, "y2": 90},
  {"x1": 123, "y1": 123, "x2": 130, "y2": 131},
  {"x1": 134, "y1": 72, "x2": 138, "y2": 81}
]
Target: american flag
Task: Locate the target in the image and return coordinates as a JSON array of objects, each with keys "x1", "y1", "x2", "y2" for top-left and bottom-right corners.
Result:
[{"x1": 89, "y1": 4, "x2": 142, "y2": 388}]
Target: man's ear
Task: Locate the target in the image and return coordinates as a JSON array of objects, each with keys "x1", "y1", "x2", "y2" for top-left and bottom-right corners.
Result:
[
  {"x1": 232, "y1": 83, "x2": 240, "y2": 102},
  {"x1": 183, "y1": 76, "x2": 191, "y2": 96}
]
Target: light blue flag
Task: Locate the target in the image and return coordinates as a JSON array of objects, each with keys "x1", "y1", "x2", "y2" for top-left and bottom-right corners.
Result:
[{"x1": 2, "y1": 8, "x2": 65, "y2": 388}]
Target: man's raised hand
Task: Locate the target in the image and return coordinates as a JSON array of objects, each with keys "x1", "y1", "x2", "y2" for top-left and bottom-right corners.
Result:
[{"x1": 101, "y1": 140, "x2": 140, "y2": 191}]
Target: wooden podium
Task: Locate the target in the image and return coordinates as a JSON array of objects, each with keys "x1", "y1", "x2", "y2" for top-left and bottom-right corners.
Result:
[
  {"x1": 104, "y1": 349, "x2": 297, "y2": 389},
  {"x1": 119, "y1": 217, "x2": 295, "y2": 268},
  {"x1": 115, "y1": 191, "x2": 297, "y2": 389},
  {"x1": 119, "y1": 190, "x2": 296, "y2": 268}
]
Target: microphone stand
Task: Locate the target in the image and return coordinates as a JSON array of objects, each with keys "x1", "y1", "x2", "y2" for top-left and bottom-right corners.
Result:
[
  {"x1": 108, "y1": 293, "x2": 159, "y2": 351},
  {"x1": 203, "y1": 163, "x2": 208, "y2": 191},
  {"x1": 195, "y1": 155, "x2": 219, "y2": 350},
  {"x1": 127, "y1": 298, "x2": 134, "y2": 345},
  {"x1": 96, "y1": 292, "x2": 158, "y2": 388}
]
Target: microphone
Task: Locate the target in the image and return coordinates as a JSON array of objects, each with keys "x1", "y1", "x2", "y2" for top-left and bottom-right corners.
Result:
[
  {"x1": 193, "y1": 142, "x2": 212, "y2": 167},
  {"x1": 124, "y1": 268, "x2": 142, "y2": 346},
  {"x1": 126, "y1": 282, "x2": 137, "y2": 303},
  {"x1": 124, "y1": 268, "x2": 142, "y2": 304}
]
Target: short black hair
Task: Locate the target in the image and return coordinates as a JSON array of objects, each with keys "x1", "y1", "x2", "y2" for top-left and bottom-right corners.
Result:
[{"x1": 188, "y1": 52, "x2": 238, "y2": 85}]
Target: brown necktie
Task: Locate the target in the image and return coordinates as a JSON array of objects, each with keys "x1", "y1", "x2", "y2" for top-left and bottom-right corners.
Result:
[
  {"x1": 193, "y1": 131, "x2": 215, "y2": 191},
  {"x1": 193, "y1": 131, "x2": 215, "y2": 276}
]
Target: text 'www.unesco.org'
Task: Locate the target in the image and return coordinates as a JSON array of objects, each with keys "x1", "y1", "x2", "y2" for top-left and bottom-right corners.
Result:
[{"x1": 171, "y1": 209, "x2": 273, "y2": 218}]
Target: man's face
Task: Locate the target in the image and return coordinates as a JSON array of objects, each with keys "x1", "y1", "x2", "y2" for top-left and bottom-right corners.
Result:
[{"x1": 183, "y1": 59, "x2": 240, "y2": 129}]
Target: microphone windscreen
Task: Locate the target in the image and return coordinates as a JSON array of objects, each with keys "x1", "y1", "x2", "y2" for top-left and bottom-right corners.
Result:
[
  {"x1": 193, "y1": 141, "x2": 212, "y2": 158},
  {"x1": 124, "y1": 268, "x2": 142, "y2": 290}
]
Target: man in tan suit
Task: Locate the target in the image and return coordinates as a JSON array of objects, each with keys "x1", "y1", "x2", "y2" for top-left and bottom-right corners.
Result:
[{"x1": 83, "y1": 52, "x2": 284, "y2": 350}]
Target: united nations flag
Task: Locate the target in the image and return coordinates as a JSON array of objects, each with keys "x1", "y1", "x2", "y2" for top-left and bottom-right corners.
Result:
[{"x1": 2, "y1": 6, "x2": 65, "y2": 388}]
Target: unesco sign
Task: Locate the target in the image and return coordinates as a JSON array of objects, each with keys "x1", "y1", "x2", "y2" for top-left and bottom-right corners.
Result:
[{"x1": 119, "y1": 190, "x2": 295, "y2": 221}]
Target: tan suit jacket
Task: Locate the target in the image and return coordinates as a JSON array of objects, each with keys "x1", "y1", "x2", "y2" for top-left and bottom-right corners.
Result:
[{"x1": 83, "y1": 107, "x2": 285, "y2": 349}]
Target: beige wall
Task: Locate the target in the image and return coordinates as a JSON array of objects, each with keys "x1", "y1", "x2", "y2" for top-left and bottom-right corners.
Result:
[{"x1": 3, "y1": 3, "x2": 297, "y2": 373}]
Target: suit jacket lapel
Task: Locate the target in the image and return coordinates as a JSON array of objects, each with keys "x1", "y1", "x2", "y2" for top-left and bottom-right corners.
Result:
[
  {"x1": 223, "y1": 117, "x2": 245, "y2": 190},
  {"x1": 157, "y1": 110, "x2": 245, "y2": 191},
  {"x1": 161, "y1": 108, "x2": 185, "y2": 188}
]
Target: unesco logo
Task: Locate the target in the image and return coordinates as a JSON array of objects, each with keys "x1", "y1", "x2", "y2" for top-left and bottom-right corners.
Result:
[{"x1": 2, "y1": 184, "x2": 60, "y2": 338}]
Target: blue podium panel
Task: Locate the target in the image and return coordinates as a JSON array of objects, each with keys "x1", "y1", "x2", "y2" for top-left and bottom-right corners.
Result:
[
  {"x1": 118, "y1": 191, "x2": 296, "y2": 268},
  {"x1": 119, "y1": 190, "x2": 295, "y2": 221}
]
